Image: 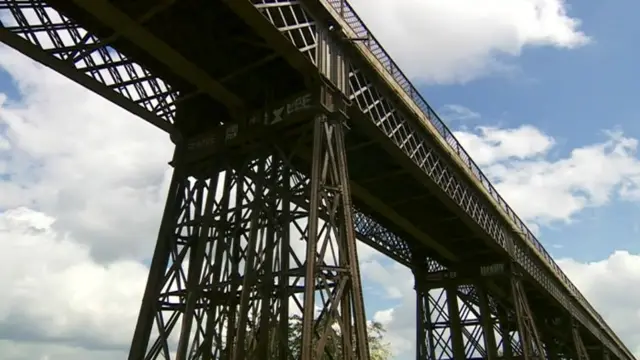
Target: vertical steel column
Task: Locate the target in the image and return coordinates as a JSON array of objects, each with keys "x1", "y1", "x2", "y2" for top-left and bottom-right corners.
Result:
[
  {"x1": 129, "y1": 149, "x2": 188, "y2": 360},
  {"x1": 445, "y1": 284, "x2": 466, "y2": 360},
  {"x1": 477, "y1": 283, "x2": 499, "y2": 360},
  {"x1": 414, "y1": 255, "x2": 505, "y2": 360},
  {"x1": 412, "y1": 251, "x2": 442, "y2": 360},
  {"x1": 497, "y1": 308, "x2": 514, "y2": 359},
  {"x1": 510, "y1": 266, "x2": 545, "y2": 360},
  {"x1": 572, "y1": 319, "x2": 591, "y2": 360},
  {"x1": 128, "y1": 98, "x2": 369, "y2": 359},
  {"x1": 300, "y1": 108, "x2": 370, "y2": 360},
  {"x1": 416, "y1": 280, "x2": 434, "y2": 360}
]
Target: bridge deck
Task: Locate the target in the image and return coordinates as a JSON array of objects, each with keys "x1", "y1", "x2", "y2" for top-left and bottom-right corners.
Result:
[{"x1": 0, "y1": 0, "x2": 632, "y2": 359}]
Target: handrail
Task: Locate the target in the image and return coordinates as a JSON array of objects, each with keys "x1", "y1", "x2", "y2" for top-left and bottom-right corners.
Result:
[{"x1": 323, "y1": 0, "x2": 630, "y2": 356}]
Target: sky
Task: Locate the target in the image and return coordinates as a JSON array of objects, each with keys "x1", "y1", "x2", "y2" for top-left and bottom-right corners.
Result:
[{"x1": 1, "y1": 0, "x2": 640, "y2": 359}]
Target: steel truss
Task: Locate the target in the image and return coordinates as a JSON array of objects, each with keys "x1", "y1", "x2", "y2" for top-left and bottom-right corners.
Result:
[
  {"x1": 410, "y1": 246, "x2": 602, "y2": 360},
  {"x1": 0, "y1": 1, "x2": 630, "y2": 360},
  {"x1": 129, "y1": 107, "x2": 370, "y2": 359},
  {"x1": 245, "y1": 1, "x2": 631, "y2": 359},
  {"x1": 0, "y1": 0, "x2": 178, "y2": 133}
]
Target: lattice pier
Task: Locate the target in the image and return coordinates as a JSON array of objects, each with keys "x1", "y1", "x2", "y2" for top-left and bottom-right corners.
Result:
[{"x1": 128, "y1": 92, "x2": 370, "y2": 360}]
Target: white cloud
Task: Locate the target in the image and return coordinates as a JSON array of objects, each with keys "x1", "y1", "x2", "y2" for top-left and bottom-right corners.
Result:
[
  {"x1": 440, "y1": 104, "x2": 481, "y2": 123},
  {"x1": 366, "y1": 114, "x2": 640, "y2": 359},
  {"x1": 453, "y1": 125, "x2": 555, "y2": 166},
  {"x1": 559, "y1": 252, "x2": 640, "y2": 357},
  {"x1": 0, "y1": 44, "x2": 173, "y2": 263},
  {"x1": 467, "y1": 128, "x2": 640, "y2": 224},
  {"x1": 347, "y1": 0, "x2": 589, "y2": 83},
  {"x1": 0, "y1": 207, "x2": 145, "y2": 359}
]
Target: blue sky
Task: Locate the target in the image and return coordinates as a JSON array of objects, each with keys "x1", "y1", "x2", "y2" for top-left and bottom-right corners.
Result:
[
  {"x1": 2, "y1": 0, "x2": 640, "y2": 359},
  {"x1": 422, "y1": 0, "x2": 640, "y2": 262}
]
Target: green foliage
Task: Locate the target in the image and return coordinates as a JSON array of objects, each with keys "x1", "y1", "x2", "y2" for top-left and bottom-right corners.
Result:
[
  {"x1": 284, "y1": 315, "x2": 392, "y2": 359},
  {"x1": 242, "y1": 315, "x2": 393, "y2": 359}
]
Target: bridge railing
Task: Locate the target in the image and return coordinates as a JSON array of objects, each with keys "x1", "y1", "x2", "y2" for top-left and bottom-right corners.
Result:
[{"x1": 324, "y1": 0, "x2": 614, "y2": 343}]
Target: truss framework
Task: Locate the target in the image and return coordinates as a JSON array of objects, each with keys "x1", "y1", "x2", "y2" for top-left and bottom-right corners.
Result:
[
  {"x1": 246, "y1": 1, "x2": 630, "y2": 358},
  {"x1": 128, "y1": 102, "x2": 370, "y2": 359},
  {"x1": 0, "y1": 0, "x2": 179, "y2": 133},
  {"x1": 0, "y1": 1, "x2": 631, "y2": 359},
  {"x1": 410, "y1": 247, "x2": 606, "y2": 360}
]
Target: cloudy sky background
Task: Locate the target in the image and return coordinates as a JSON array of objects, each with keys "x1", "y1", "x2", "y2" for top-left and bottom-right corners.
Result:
[{"x1": 3, "y1": 0, "x2": 640, "y2": 359}]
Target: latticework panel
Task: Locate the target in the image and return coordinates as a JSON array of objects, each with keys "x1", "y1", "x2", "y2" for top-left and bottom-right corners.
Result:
[
  {"x1": 413, "y1": 257, "x2": 509, "y2": 360},
  {"x1": 0, "y1": 0, "x2": 178, "y2": 133},
  {"x1": 249, "y1": 0, "x2": 631, "y2": 358},
  {"x1": 252, "y1": 0, "x2": 317, "y2": 66},
  {"x1": 131, "y1": 124, "x2": 377, "y2": 359}
]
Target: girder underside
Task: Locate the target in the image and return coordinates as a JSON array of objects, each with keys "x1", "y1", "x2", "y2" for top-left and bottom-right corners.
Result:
[{"x1": 0, "y1": 0, "x2": 633, "y2": 359}]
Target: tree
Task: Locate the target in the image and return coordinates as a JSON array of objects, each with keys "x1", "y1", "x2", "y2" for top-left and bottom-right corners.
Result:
[
  {"x1": 286, "y1": 315, "x2": 393, "y2": 359},
  {"x1": 242, "y1": 315, "x2": 393, "y2": 359}
]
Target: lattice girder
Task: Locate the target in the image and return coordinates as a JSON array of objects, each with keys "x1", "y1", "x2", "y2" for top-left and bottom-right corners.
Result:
[{"x1": 0, "y1": 0, "x2": 179, "y2": 134}]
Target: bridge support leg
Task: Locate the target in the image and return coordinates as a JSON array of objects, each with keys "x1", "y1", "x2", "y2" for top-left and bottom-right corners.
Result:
[
  {"x1": 540, "y1": 328, "x2": 562, "y2": 360},
  {"x1": 413, "y1": 253, "x2": 503, "y2": 360},
  {"x1": 497, "y1": 308, "x2": 514, "y2": 359},
  {"x1": 510, "y1": 267, "x2": 545, "y2": 360},
  {"x1": 572, "y1": 319, "x2": 590, "y2": 360},
  {"x1": 476, "y1": 282, "x2": 499, "y2": 360},
  {"x1": 128, "y1": 112, "x2": 369, "y2": 359}
]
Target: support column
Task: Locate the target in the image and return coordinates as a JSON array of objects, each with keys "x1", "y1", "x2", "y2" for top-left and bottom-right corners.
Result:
[
  {"x1": 413, "y1": 253, "x2": 504, "y2": 360},
  {"x1": 412, "y1": 252, "x2": 448, "y2": 360},
  {"x1": 128, "y1": 90, "x2": 370, "y2": 359},
  {"x1": 496, "y1": 307, "x2": 514, "y2": 359},
  {"x1": 572, "y1": 319, "x2": 590, "y2": 360},
  {"x1": 299, "y1": 108, "x2": 370, "y2": 360},
  {"x1": 510, "y1": 266, "x2": 545, "y2": 360},
  {"x1": 477, "y1": 283, "x2": 499, "y2": 360}
]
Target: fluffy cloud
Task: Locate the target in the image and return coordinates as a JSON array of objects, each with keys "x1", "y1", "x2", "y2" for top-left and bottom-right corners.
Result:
[
  {"x1": 347, "y1": 0, "x2": 589, "y2": 83},
  {"x1": 560, "y1": 252, "x2": 640, "y2": 356},
  {"x1": 0, "y1": 207, "x2": 145, "y2": 359},
  {"x1": 457, "y1": 127, "x2": 640, "y2": 224},
  {"x1": 0, "y1": 45, "x2": 173, "y2": 263},
  {"x1": 440, "y1": 104, "x2": 481, "y2": 123},
  {"x1": 367, "y1": 120, "x2": 640, "y2": 359}
]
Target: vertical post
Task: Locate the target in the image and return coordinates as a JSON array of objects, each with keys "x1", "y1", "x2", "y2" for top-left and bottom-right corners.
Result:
[
  {"x1": 572, "y1": 319, "x2": 591, "y2": 360},
  {"x1": 510, "y1": 266, "x2": 545, "y2": 360},
  {"x1": 445, "y1": 285, "x2": 466, "y2": 360},
  {"x1": 497, "y1": 308, "x2": 513, "y2": 359},
  {"x1": 413, "y1": 250, "x2": 437, "y2": 360},
  {"x1": 300, "y1": 106, "x2": 370, "y2": 359},
  {"x1": 129, "y1": 151, "x2": 186, "y2": 360},
  {"x1": 477, "y1": 283, "x2": 499, "y2": 360}
]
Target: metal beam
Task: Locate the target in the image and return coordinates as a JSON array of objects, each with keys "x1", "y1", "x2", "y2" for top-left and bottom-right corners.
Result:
[
  {"x1": 0, "y1": 25, "x2": 176, "y2": 135},
  {"x1": 70, "y1": 0, "x2": 244, "y2": 116}
]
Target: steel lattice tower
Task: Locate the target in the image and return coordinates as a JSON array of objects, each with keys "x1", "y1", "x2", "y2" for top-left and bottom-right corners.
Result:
[{"x1": 128, "y1": 83, "x2": 371, "y2": 359}]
